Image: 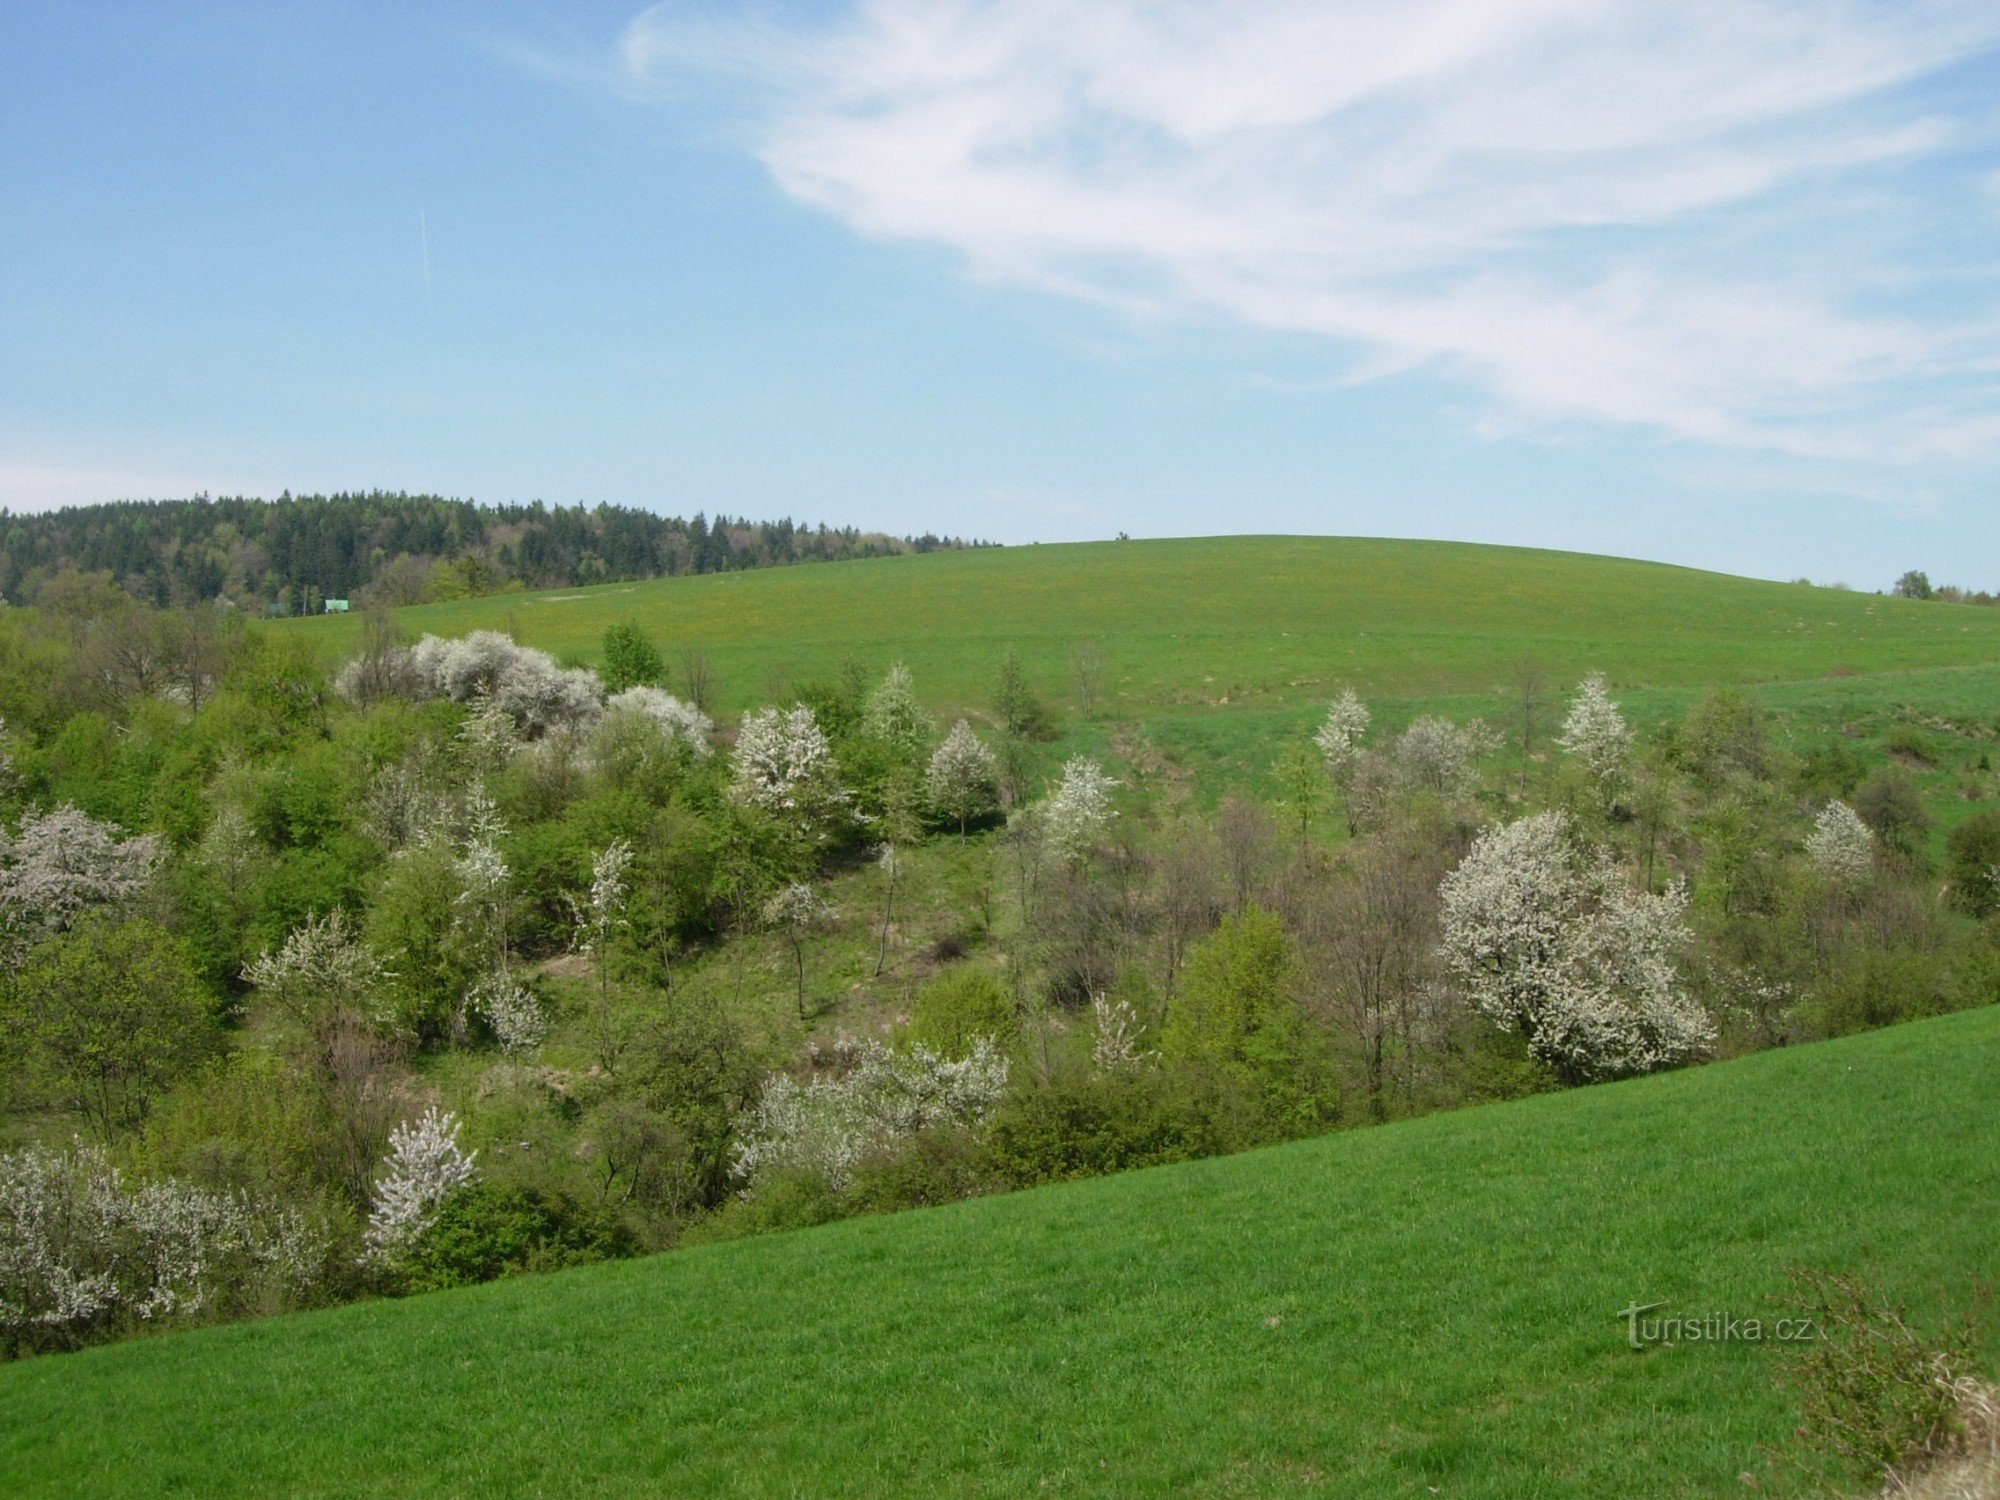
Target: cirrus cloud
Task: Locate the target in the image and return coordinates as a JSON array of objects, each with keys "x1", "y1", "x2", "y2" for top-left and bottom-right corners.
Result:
[{"x1": 613, "y1": 0, "x2": 2000, "y2": 462}]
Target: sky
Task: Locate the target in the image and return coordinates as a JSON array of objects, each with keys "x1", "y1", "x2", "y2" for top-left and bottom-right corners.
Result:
[{"x1": 3, "y1": 1, "x2": 1998, "y2": 586}]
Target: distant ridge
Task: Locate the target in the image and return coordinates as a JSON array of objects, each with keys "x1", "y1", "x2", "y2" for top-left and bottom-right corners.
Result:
[{"x1": 0, "y1": 493, "x2": 990, "y2": 613}]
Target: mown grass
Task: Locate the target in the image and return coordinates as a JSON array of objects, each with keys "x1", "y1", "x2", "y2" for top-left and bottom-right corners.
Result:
[
  {"x1": 6, "y1": 1006, "x2": 1996, "y2": 1497},
  {"x1": 287, "y1": 536, "x2": 2000, "y2": 717}
]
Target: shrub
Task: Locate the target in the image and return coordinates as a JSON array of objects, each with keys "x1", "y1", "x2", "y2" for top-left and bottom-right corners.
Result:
[
  {"x1": 399, "y1": 1182, "x2": 633, "y2": 1294},
  {"x1": 979, "y1": 1070, "x2": 1221, "y2": 1188},
  {"x1": 1945, "y1": 810, "x2": 2000, "y2": 916},
  {"x1": 1854, "y1": 769, "x2": 1934, "y2": 858},
  {"x1": 0, "y1": 1142, "x2": 328, "y2": 1358},
  {"x1": 906, "y1": 966, "x2": 1015, "y2": 1055},
  {"x1": 1781, "y1": 1266, "x2": 1986, "y2": 1482}
]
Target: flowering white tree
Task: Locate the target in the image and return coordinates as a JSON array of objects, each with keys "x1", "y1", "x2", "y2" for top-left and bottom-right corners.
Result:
[
  {"x1": 470, "y1": 974, "x2": 547, "y2": 1054},
  {"x1": 1804, "y1": 799, "x2": 1874, "y2": 890},
  {"x1": 925, "y1": 720, "x2": 1000, "y2": 836},
  {"x1": 403, "y1": 631, "x2": 605, "y2": 736},
  {"x1": 733, "y1": 704, "x2": 852, "y2": 841},
  {"x1": 732, "y1": 1036, "x2": 1008, "y2": 1194},
  {"x1": 243, "y1": 909, "x2": 393, "y2": 1029},
  {"x1": 0, "y1": 805, "x2": 159, "y2": 962},
  {"x1": 1556, "y1": 672, "x2": 1633, "y2": 792},
  {"x1": 1090, "y1": 993, "x2": 1150, "y2": 1071},
  {"x1": 1314, "y1": 688, "x2": 1371, "y2": 777},
  {"x1": 361, "y1": 1108, "x2": 477, "y2": 1267},
  {"x1": 604, "y1": 685, "x2": 713, "y2": 759},
  {"x1": 1438, "y1": 810, "x2": 1711, "y2": 1082},
  {"x1": 1391, "y1": 716, "x2": 1498, "y2": 800},
  {"x1": 1043, "y1": 756, "x2": 1119, "y2": 865},
  {"x1": 568, "y1": 839, "x2": 632, "y2": 1064},
  {"x1": 0, "y1": 1142, "x2": 326, "y2": 1353},
  {"x1": 862, "y1": 663, "x2": 931, "y2": 758}
]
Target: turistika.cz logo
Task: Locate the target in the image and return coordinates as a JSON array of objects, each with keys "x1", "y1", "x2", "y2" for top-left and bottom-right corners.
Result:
[{"x1": 1616, "y1": 1301, "x2": 1820, "y2": 1350}]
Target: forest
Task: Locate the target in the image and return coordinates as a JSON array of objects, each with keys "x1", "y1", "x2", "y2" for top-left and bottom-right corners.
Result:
[{"x1": 0, "y1": 493, "x2": 984, "y2": 615}]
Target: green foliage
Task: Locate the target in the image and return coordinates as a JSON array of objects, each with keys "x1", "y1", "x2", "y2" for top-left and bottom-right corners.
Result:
[
  {"x1": 399, "y1": 1183, "x2": 633, "y2": 1295},
  {"x1": 991, "y1": 649, "x2": 1055, "y2": 741},
  {"x1": 4, "y1": 918, "x2": 222, "y2": 1136},
  {"x1": 600, "y1": 620, "x2": 666, "y2": 693},
  {"x1": 979, "y1": 1068, "x2": 1220, "y2": 1187},
  {"x1": 1853, "y1": 768, "x2": 1933, "y2": 857},
  {"x1": 364, "y1": 844, "x2": 477, "y2": 1041},
  {"x1": 1670, "y1": 688, "x2": 1768, "y2": 786},
  {"x1": 904, "y1": 965, "x2": 1015, "y2": 1056},
  {"x1": 1158, "y1": 907, "x2": 1321, "y2": 1129},
  {"x1": 1945, "y1": 810, "x2": 2000, "y2": 916}
]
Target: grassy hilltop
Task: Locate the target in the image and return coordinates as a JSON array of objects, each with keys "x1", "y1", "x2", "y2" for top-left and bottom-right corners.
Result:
[
  {"x1": 4, "y1": 1005, "x2": 1996, "y2": 1497},
  {"x1": 286, "y1": 535, "x2": 2000, "y2": 714}
]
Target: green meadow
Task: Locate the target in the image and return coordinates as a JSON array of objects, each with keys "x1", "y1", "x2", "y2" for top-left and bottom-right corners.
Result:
[
  {"x1": 289, "y1": 535, "x2": 2000, "y2": 825},
  {"x1": 288, "y1": 535, "x2": 2000, "y2": 714},
  {"x1": 5, "y1": 1005, "x2": 1995, "y2": 1497}
]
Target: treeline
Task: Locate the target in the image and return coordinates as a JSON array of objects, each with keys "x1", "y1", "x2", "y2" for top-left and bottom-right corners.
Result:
[
  {"x1": 1892, "y1": 570, "x2": 2000, "y2": 606},
  {"x1": 0, "y1": 494, "x2": 988, "y2": 613}
]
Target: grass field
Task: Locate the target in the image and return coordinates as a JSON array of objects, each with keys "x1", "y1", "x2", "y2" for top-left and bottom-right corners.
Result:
[
  {"x1": 288, "y1": 536, "x2": 2000, "y2": 717},
  {"x1": 5, "y1": 1006, "x2": 1995, "y2": 1497}
]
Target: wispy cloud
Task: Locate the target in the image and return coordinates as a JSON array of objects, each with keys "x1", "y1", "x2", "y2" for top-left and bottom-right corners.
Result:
[{"x1": 605, "y1": 0, "x2": 2000, "y2": 463}]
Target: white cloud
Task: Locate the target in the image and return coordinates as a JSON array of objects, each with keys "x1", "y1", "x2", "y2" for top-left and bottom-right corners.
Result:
[{"x1": 614, "y1": 0, "x2": 2000, "y2": 462}]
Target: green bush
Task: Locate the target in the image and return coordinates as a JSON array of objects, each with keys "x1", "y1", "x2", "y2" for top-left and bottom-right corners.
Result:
[
  {"x1": 905, "y1": 966, "x2": 1015, "y2": 1055},
  {"x1": 1944, "y1": 810, "x2": 2000, "y2": 916},
  {"x1": 979, "y1": 1069, "x2": 1222, "y2": 1188},
  {"x1": 400, "y1": 1184, "x2": 633, "y2": 1294}
]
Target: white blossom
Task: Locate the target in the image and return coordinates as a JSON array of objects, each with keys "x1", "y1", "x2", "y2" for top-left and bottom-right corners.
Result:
[
  {"x1": 242, "y1": 909, "x2": 392, "y2": 1026},
  {"x1": 0, "y1": 804, "x2": 158, "y2": 960},
  {"x1": 407, "y1": 631, "x2": 605, "y2": 736},
  {"x1": 1090, "y1": 993, "x2": 1150, "y2": 1071},
  {"x1": 925, "y1": 719, "x2": 1000, "y2": 832},
  {"x1": 361, "y1": 1108, "x2": 478, "y2": 1266},
  {"x1": 762, "y1": 880, "x2": 833, "y2": 934},
  {"x1": 1556, "y1": 672, "x2": 1634, "y2": 787},
  {"x1": 604, "y1": 685, "x2": 713, "y2": 758},
  {"x1": 732, "y1": 705, "x2": 850, "y2": 829},
  {"x1": 456, "y1": 693, "x2": 518, "y2": 773},
  {"x1": 1438, "y1": 810, "x2": 1711, "y2": 1081},
  {"x1": 1043, "y1": 756, "x2": 1119, "y2": 864},
  {"x1": 0, "y1": 1143, "x2": 325, "y2": 1349},
  {"x1": 1314, "y1": 688, "x2": 1371, "y2": 777},
  {"x1": 570, "y1": 839, "x2": 634, "y2": 962},
  {"x1": 732, "y1": 1036, "x2": 1008, "y2": 1193},
  {"x1": 862, "y1": 663, "x2": 930, "y2": 756},
  {"x1": 1392, "y1": 715, "x2": 1498, "y2": 799},
  {"x1": 471, "y1": 974, "x2": 547, "y2": 1053},
  {"x1": 1804, "y1": 799, "x2": 1874, "y2": 890}
]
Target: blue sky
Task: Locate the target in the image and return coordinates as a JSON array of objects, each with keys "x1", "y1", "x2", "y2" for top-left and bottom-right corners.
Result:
[{"x1": 3, "y1": 2, "x2": 1998, "y2": 586}]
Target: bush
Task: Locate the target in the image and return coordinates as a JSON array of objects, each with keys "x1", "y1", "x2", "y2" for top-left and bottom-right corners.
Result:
[
  {"x1": 1781, "y1": 1266, "x2": 1986, "y2": 1482},
  {"x1": 905, "y1": 966, "x2": 1015, "y2": 1055},
  {"x1": 979, "y1": 1070, "x2": 1222, "y2": 1188},
  {"x1": 399, "y1": 1183, "x2": 633, "y2": 1294},
  {"x1": 1945, "y1": 810, "x2": 2000, "y2": 916},
  {"x1": 1854, "y1": 769, "x2": 1934, "y2": 858}
]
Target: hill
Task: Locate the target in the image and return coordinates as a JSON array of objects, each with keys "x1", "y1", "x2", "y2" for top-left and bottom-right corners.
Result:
[
  {"x1": 289, "y1": 534, "x2": 2000, "y2": 709},
  {"x1": 4, "y1": 1005, "x2": 1995, "y2": 1497},
  {"x1": 290, "y1": 533, "x2": 2000, "y2": 822}
]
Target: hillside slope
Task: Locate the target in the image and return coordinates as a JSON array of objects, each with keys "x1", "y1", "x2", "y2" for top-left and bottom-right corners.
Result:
[
  {"x1": 6, "y1": 1006, "x2": 1996, "y2": 1497},
  {"x1": 285, "y1": 535, "x2": 2000, "y2": 717}
]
